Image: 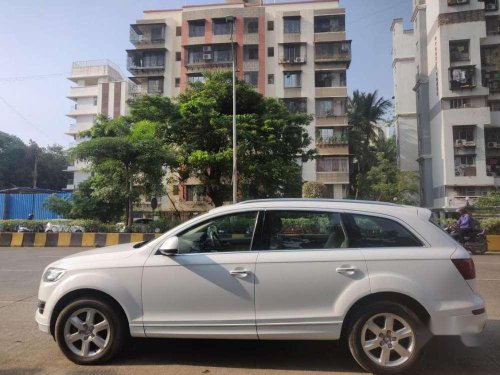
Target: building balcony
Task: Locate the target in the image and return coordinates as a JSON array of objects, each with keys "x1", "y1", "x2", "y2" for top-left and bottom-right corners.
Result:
[
  {"x1": 316, "y1": 172, "x2": 349, "y2": 184},
  {"x1": 483, "y1": 0, "x2": 499, "y2": 12},
  {"x1": 67, "y1": 85, "x2": 98, "y2": 100},
  {"x1": 449, "y1": 66, "x2": 476, "y2": 91},
  {"x1": 315, "y1": 115, "x2": 348, "y2": 126},
  {"x1": 130, "y1": 22, "x2": 166, "y2": 47},
  {"x1": 316, "y1": 142, "x2": 349, "y2": 156},
  {"x1": 315, "y1": 87, "x2": 348, "y2": 97},
  {"x1": 448, "y1": 196, "x2": 478, "y2": 209},
  {"x1": 126, "y1": 49, "x2": 166, "y2": 75},
  {"x1": 279, "y1": 56, "x2": 306, "y2": 65},
  {"x1": 67, "y1": 105, "x2": 97, "y2": 118},
  {"x1": 314, "y1": 41, "x2": 352, "y2": 65},
  {"x1": 455, "y1": 165, "x2": 477, "y2": 177}
]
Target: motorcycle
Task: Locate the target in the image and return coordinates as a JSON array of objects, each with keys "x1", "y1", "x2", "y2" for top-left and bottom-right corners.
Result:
[{"x1": 445, "y1": 224, "x2": 487, "y2": 255}]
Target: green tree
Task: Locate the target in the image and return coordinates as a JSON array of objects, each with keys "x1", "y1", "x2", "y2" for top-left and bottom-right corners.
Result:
[
  {"x1": 129, "y1": 72, "x2": 314, "y2": 206},
  {"x1": 360, "y1": 152, "x2": 419, "y2": 205},
  {"x1": 0, "y1": 132, "x2": 69, "y2": 190},
  {"x1": 475, "y1": 191, "x2": 500, "y2": 208},
  {"x1": 348, "y1": 90, "x2": 392, "y2": 197},
  {"x1": 71, "y1": 116, "x2": 176, "y2": 227}
]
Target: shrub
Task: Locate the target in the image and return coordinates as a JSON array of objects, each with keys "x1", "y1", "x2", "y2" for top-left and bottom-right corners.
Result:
[
  {"x1": 480, "y1": 218, "x2": 500, "y2": 235},
  {"x1": 302, "y1": 181, "x2": 328, "y2": 199}
]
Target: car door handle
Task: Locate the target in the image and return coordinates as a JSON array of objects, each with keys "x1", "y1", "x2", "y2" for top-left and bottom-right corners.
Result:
[
  {"x1": 336, "y1": 266, "x2": 358, "y2": 276},
  {"x1": 230, "y1": 269, "x2": 250, "y2": 278}
]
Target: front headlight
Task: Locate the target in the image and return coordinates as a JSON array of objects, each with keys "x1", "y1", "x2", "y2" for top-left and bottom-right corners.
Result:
[{"x1": 42, "y1": 268, "x2": 66, "y2": 282}]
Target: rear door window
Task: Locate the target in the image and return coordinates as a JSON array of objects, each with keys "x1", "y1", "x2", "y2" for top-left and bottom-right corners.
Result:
[
  {"x1": 341, "y1": 213, "x2": 423, "y2": 248},
  {"x1": 261, "y1": 210, "x2": 347, "y2": 250}
]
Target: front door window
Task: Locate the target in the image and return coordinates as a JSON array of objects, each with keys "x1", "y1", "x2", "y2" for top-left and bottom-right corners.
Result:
[{"x1": 177, "y1": 212, "x2": 258, "y2": 254}]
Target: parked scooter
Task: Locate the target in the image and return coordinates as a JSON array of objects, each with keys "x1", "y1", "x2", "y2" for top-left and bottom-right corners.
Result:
[{"x1": 445, "y1": 223, "x2": 487, "y2": 255}]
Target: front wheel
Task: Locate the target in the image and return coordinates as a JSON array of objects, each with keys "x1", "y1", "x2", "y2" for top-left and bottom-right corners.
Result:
[
  {"x1": 348, "y1": 302, "x2": 425, "y2": 374},
  {"x1": 55, "y1": 298, "x2": 126, "y2": 364}
]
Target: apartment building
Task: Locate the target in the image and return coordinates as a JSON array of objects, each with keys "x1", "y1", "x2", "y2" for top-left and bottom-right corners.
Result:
[
  {"x1": 65, "y1": 60, "x2": 131, "y2": 190},
  {"x1": 395, "y1": 0, "x2": 500, "y2": 210},
  {"x1": 127, "y1": 0, "x2": 351, "y2": 212},
  {"x1": 391, "y1": 19, "x2": 419, "y2": 172}
]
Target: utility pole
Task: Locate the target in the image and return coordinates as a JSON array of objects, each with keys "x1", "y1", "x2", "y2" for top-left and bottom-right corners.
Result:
[{"x1": 227, "y1": 16, "x2": 237, "y2": 204}]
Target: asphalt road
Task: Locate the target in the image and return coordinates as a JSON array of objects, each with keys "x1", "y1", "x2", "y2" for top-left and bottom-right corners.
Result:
[{"x1": 0, "y1": 247, "x2": 499, "y2": 375}]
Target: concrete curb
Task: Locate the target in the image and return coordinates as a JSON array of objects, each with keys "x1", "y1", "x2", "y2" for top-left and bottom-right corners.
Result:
[{"x1": 0, "y1": 232, "x2": 161, "y2": 247}]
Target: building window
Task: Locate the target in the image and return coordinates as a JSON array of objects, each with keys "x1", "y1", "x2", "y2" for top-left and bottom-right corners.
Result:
[
  {"x1": 213, "y1": 18, "x2": 231, "y2": 35},
  {"x1": 185, "y1": 185, "x2": 205, "y2": 202},
  {"x1": 482, "y1": 45, "x2": 500, "y2": 67},
  {"x1": 282, "y1": 44, "x2": 301, "y2": 62},
  {"x1": 147, "y1": 78, "x2": 163, "y2": 94},
  {"x1": 93, "y1": 96, "x2": 98, "y2": 106},
  {"x1": 314, "y1": 15, "x2": 345, "y2": 33},
  {"x1": 486, "y1": 16, "x2": 500, "y2": 35},
  {"x1": 453, "y1": 125, "x2": 475, "y2": 145},
  {"x1": 449, "y1": 66, "x2": 476, "y2": 90},
  {"x1": 490, "y1": 100, "x2": 500, "y2": 111},
  {"x1": 267, "y1": 20, "x2": 274, "y2": 31},
  {"x1": 175, "y1": 77, "x2": 180, "y2": 87},
  {"x1": 449, "y1": 40, "x2": 470, "y2": 62},
  {"x1": 485, "y1": 0, "x2": 499, "y2": 11},
  {"x1": 284, "y1": 71, "x2": 301, "y2": 88},
  {"x1": 282, "y1": 98, "x2": 307, "y2": 113},
  {"x1": 244, "y1": 45, "x2": 259, "y2": 61},
  {"x1": 315, "y1": 71, "x2": 346, "y2": 87},
  {"x1": 244, "y1": 18, "x2": 259, "y2": 33},
  {"x1": 447, "y1": 0, "x2": 470, "y2": 5},
  {"x1": 315, "y1": 98, "x2": 346, "y2": 117},
  {"x1": 175, "y1": 51, "x2": 181, "y2": 61},
  {"x1": 317, "y1": 128, "x2": 348, "y2": 145},
  {"x1": 150, "y1": 25, "x2": 165, "y2": 42},
  {"x1": 187, "y1": 73, "x2": 205, "y2": 84},
  {"x1": 244, "y1": 71, "x2": 258, "y2": 86},
  {"x1": 189, "y1": 20, "x2": 205, "y2": 37},
  {"x1": 449, "y1": 98, "x2": 471, "y2": 109},
  {"x1": 317, "y1": 157, "x2": 349, "y2": 172},
  {"x1": 268, "y1": 47, "x2": 274, "y2": 57},
  {"x1": 176, "y1": 26, "x2": 182, "y2": 36},
  {"x1": 284, "y1": 16, "x2": 300, "y2": 34},
  {"x1": 268, "y1": 74, "x2": 274, "y2": 84}
]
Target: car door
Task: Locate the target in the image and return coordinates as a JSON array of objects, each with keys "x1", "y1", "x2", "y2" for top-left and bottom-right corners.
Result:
[
  {"x1": 254, "y1": 209, "x2": 370, "y2": 340},
  {"x1": 142, "y1": 210, "x2": 261, "y2": 339}
]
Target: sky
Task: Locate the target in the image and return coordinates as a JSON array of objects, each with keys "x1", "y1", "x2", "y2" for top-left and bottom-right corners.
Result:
[{"x1": 0, "y1": 0, "x2": 412, "y2": 147}]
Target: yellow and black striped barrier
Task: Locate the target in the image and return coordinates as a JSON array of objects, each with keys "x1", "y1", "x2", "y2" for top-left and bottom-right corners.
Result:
[{"x1": 0, "y1": 232, "x2": 161, "y2": 247}]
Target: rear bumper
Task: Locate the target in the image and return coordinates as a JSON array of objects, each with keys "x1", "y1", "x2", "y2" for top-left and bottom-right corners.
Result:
[{"x1": 430, "y1": 309, "x2": 487, "y2": 336}]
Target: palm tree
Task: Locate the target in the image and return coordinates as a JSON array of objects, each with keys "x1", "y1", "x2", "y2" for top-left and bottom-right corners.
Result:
[{"x1": 348, "y1": 90, "x2": 392, "y2": 197}]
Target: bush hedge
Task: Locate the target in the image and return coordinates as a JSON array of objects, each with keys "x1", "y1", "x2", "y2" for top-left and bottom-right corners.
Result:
[
  {"x1": 480, "y1": 218, "x2": 500, "y2": 235},
  {"x1": 0, "y1": 218, "x2": 182, "y2": 233}
]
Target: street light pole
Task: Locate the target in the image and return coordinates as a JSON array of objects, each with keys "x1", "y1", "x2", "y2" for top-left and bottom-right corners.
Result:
[{"x1": 228, "y1": 16, "x2": 237, "y2": 204}]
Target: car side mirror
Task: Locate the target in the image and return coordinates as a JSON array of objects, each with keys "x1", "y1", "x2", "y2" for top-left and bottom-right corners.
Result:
[{"x1": 158, "y1": 236, "x2": 179, "y2": 256}]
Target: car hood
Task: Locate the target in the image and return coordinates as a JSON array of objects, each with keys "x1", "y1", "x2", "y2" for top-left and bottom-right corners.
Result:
[{"x1": 49, "y1": 242, "x2": 143, "y2": 270}]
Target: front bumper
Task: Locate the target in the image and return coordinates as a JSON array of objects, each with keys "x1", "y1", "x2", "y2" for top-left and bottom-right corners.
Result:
[{"x1": 36, "y1": 309, "x2": 50, "y2": 334}]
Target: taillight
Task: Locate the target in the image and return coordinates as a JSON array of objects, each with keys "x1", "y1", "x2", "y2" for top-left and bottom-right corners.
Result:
[{"x1": 452, "y1": 258, "x2": 476, "y2": 280}]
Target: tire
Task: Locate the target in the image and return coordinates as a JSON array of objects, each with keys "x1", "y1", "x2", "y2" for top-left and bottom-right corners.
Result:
[
  {"x1": 55, "y1": 298, "x2": 126, "y2": 365},
  {"x1": 348, "y1": 301, "x2": 425, "y2": 375}
]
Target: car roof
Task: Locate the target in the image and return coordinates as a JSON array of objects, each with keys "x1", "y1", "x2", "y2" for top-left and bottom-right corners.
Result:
[{"x1": 209, "y1": 199, "x2": 427, "y2": 218}]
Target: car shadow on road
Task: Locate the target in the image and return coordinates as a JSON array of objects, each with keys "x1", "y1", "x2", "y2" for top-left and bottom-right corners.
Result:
[{"x1": 108, "y1": 320, "x2": 500, "y2": 374}]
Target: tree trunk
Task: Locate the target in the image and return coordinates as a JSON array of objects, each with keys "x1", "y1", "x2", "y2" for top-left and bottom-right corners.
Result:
[{"x1": 127, "y1": 179, "x2": 134, "y2": 228}]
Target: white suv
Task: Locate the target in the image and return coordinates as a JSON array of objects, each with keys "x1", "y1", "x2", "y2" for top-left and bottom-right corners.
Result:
[{"x1": 36, "y1": 199, "x2": 486, "y2": 374}]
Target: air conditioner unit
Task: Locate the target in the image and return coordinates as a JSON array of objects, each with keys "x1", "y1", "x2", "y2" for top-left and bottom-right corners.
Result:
[
  {"x1": 202, "y1": 53, "x2": 212, "y2": 60},
  {"x1": 294, "y1": 57, "x2": 305, "y2": 63},
  {"x1": 203, "y1": 45, "x2": 212, "y2": 52},
  {"x1": 488, "y1": 141, "x2": 498, "y2": 148}
]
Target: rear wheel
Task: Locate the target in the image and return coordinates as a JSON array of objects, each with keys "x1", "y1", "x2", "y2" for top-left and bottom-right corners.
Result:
[
  {"x1": 348, "y1": 302, "x2": 425, "y2": 374},
  {"x1": 55, "y1": 298, "x2": 126, "y2": 364}
]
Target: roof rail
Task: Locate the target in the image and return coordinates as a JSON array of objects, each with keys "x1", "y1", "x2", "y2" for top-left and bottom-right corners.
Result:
[{"x1": 236, "y1": 198, "x2": 401, "y2": 207}]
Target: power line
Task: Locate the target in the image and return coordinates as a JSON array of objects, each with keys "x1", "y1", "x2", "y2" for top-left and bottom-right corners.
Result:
[
  {"x1": 0, "y1": 73, "x2": 65, "y2": 83},
  {"x1": 0, "y1": 95, "x2": 52, "y2": 142}
]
